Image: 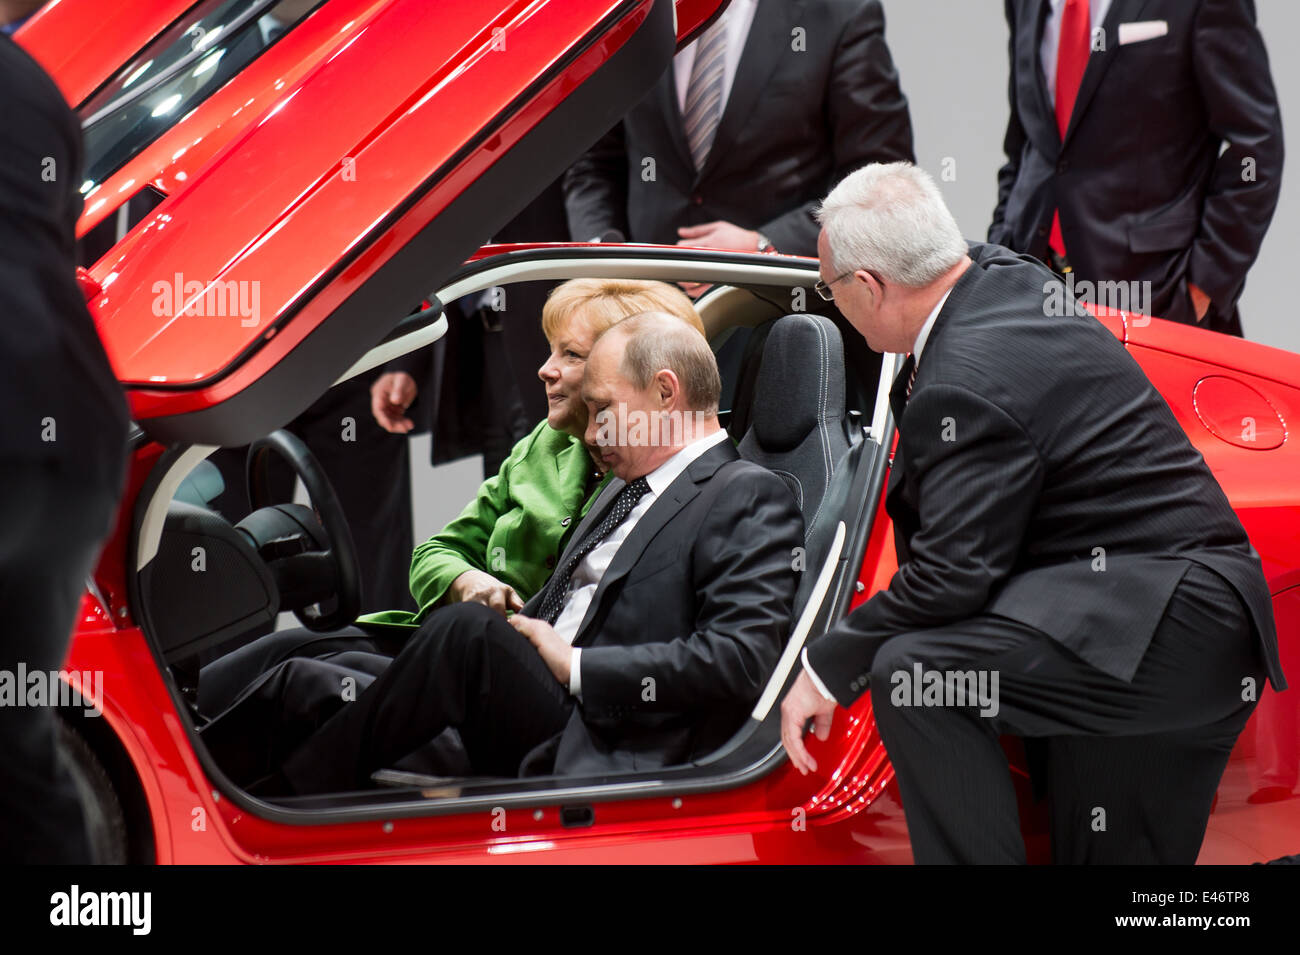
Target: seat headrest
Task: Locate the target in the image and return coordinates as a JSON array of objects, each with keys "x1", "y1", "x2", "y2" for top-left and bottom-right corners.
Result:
[{"x1": 748, "y1": 314, "x2": 846, "y2": 452}]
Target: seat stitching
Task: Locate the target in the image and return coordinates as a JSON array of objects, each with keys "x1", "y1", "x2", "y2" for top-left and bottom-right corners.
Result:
[{"x1": 807, "y1": 317, "x2": 833, "y2": 530}]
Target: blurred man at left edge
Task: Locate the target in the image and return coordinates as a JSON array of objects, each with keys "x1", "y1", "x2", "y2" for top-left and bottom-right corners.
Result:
[{"x1": 1, "y1": 1, "x2": 130, "y2": 863}]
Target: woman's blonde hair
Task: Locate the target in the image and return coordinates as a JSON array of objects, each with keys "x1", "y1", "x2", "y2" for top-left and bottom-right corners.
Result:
[{"x1": 541, "y1": 278, "x2": 705, "y2": 342}]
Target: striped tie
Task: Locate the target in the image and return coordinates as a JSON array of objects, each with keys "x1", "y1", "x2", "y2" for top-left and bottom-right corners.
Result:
[
  {"x1": 682, "y1": 16, "x2": 729, "y2": 171},
  {"x1": 906, "y1": 357, "x2": 918, "y2": 400}
]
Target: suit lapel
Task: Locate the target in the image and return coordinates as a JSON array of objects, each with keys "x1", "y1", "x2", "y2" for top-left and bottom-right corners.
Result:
[
  {"x1": 655, "y1": 66, "x2": 694, "y2": 179},
  {"x1": 693, "y1": 0, "x2": 803, "y2": 184},
  {"x1": 888, "y1": 354, "x2": 912, "y2": 426},
  {"x1": 522, "y1": 476, "x2": 624, "y2": 618},
  {"x1": 1023, "y1": 0, "x2": 1058, "y2": 155},
  {"x1": 1062, "y1": 0, "x2": 1150, "y2": 148},
  {"x1": 572, "y1": 441, "x2": 737, "y2": 645},
  {"x1": 562, "y1": 477, "x2": 624, "y2": 564},
  {"x1": 883, "y1": 261, "x2": 980, "y2": 525}
]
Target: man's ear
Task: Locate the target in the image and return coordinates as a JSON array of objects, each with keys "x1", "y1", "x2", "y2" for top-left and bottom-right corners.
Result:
[{"x1": 655, "y1": 369, "x2": 680, "y2": 407}]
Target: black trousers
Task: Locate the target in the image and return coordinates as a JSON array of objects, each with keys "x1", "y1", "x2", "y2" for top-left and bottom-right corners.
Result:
[
  {"x1": 200, "y1": 642, "x2": 394, "y2": 787},
  {"x1": 869, "y1": 562, "x2": 1264, "y2": 864},
  {"x1": 0, "y1": 466, "x2": 121, "y2": 863},
  {"x1": 282, "y1": 603, "x2": 574, "y2": 793},
  {"x1": 197, "y1": 624, "x2": 404, "y2": 717}
]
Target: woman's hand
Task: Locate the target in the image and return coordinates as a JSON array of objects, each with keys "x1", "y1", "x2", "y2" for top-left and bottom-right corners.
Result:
[{"x1": 447, "y1": 569, "x2": 524, "y2": 616}]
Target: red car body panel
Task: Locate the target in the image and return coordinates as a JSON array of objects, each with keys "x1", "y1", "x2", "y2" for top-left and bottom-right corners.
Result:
[
  {"x1": 20, "y1": 1, "x2": 1299, "y2": 863},
  {"x1": 21, "y1": 0, "x2": 670, "y2": 444},
  {"x1": 18, "y1": 0, "x2": 197, "y2": 106}
]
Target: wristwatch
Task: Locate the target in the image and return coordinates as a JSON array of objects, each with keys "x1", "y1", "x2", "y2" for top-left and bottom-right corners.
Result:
[{"x1": 756, "y1": 232, "x2": 776, "y2": 254}]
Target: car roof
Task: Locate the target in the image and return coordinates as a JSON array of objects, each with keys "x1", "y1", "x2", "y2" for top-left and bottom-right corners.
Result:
[{"x1": 16, "y1": 0, "x2": 719, "y2": 445}]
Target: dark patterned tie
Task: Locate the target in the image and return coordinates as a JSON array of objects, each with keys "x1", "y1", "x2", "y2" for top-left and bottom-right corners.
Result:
[
  {"x1": 682, "y1": 15, "x2": 728, "y2": 171},
  {"x1": 538, "y1": 477, "x2": 652, "y2": 625},
  {"x1": 906, "y1": 356, "x2": 918, "y2": 400}
]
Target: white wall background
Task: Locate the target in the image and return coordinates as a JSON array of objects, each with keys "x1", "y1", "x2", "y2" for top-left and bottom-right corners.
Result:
[{"x1": 409, "y1": 0, "x2": 1299, "y2": 544}]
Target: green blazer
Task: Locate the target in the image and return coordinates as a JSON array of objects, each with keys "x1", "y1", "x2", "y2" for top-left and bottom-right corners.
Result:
[{"x1": 358, "y1": 419, "x2": 610, "y2": 632}]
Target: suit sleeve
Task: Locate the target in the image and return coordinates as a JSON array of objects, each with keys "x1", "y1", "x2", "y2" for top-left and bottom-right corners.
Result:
[
  {"x1": 561, "y1": 122, "x2": 631, "y2": 242},
  {"x1": 988, "y1": 0, "x2": 1024, "y2": 244},
  {"x1": 1185, "y1": 0, "x2": 1284, "y2": 313},
  {"x1": 578, "y1": 470, "x2": 803, "y2": 715},
  {"x1": 760, "y1": 0, "x2": 914, "y2": 255},
  {"x1": 806, "y1": 385, "x2": 1046, "y2": 706}
]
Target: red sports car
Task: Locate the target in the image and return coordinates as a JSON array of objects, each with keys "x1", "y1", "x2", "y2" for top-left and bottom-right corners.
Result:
[{"x1": 15, "y1": 0, "x2": 1299, "y2": 864}]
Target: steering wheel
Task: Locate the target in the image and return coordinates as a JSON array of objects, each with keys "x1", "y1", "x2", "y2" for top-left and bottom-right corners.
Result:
[{"x1": 244, "y1": 430, "x2": 361, "y2": 631}]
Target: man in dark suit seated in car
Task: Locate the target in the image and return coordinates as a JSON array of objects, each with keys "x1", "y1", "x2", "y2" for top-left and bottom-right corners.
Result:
[{"x1": 266, "y1": 312, "x2": 804, "y2": 793}]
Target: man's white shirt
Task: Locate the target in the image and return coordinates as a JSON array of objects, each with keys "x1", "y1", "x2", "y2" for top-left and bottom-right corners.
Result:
[{"x1": 553, "y1": 428, "x2": 732, "y2": 698}]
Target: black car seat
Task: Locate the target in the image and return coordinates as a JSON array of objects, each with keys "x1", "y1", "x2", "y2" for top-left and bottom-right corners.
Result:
[{"x1": 737, "y1": 313, "x2": 863, "y2": 613}]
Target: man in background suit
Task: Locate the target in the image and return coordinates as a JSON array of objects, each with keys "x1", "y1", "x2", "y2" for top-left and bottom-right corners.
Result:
[
  {"x1": 563, "y1": 0, "x2": 913, "y2": 258},
  {"x1": 273, "y1": 312, "x2": 803, "y2": 793},
  {"x1": 1, "y1": 9, "x2": 129, "y2": 862},
  {"x1": 370, "y1": 178, "x2": 570, "y2": 478},
  {"x1": 782, "y1": 162, "x2": 1284, "y2": 863},
  {"x1": 988, "y1": 0, "x2": 1283, "y2": 336}
]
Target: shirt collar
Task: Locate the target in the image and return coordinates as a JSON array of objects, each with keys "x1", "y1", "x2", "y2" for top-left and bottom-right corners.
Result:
[
  {"x1": 644, "y1": 427, "x2": 729, "y2": 496},
  {"x1": 912, "y1": 287, "x2": 953, "y2": 365}
]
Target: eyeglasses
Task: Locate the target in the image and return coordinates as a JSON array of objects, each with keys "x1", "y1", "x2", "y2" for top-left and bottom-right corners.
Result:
[{"x1": 814, "y1": 268, "x2": 883, "y2": 302}]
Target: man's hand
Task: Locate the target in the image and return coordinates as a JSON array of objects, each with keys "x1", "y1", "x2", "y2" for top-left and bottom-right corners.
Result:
[
  {"x1": 676, "y1": 220, "x2": 761, "y2": 252},
  {"x1": 447, "y1": 569, "x2": 523, "y2": 616},
  {"x1": 509, "y1": 614, "x2": 571, "y2": 685},
  {"x1": 1188, "y1": 282, "x2": 1212, "y2": 323},
  {"x1": 678, "y1": 281, "x2": 714, "y2": 300},
  {"x1": 780, "y1": 669, "x2": 838, "y2": 775},
  {"x1": 676, "y1": 222, "x2": 762, "y2": 296},
  {"x1": 370, "y1": 371, "x2": 418, "y2": 433}
]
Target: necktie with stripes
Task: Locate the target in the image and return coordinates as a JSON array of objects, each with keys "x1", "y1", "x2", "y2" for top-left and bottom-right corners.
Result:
[{"x1": 682, "y1": 16, "x2": 729, "y2": 171}]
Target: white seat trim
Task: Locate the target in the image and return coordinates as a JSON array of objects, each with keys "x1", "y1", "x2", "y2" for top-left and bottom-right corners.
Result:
[{"x1": 750, "y1": 520, "x2": 846, "y2": 721}]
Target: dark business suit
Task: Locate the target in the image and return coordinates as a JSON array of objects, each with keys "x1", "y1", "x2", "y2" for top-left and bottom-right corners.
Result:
[
  {"x1": 0, "y1": 34, "x2": 129, "y2": 862},
  {"x1": 988, "y1": 0, "x2": 1283, "y2": 336},
  {"x1": 563, "y1": 0, "x2": 914, "y2": 256},
  {"x1": 279, "y1": 439, "x2": 803, "y2": 792},
  {"x1": 806, "y1": 243, "x2": 1284, "y2": 863}
]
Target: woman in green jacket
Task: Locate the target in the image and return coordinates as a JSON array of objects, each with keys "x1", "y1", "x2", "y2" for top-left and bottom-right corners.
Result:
[{"x1": 199, "y1": 278, "x2": 705, "y2": 715}]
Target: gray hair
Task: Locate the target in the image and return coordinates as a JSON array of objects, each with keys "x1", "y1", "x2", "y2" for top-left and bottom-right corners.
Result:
[
  {"x1": 816, "y1": 162, "x2": 967, "y2": 287},
  {"x1": 606, "y1": 311, "x2": 721, "y2": 414}
]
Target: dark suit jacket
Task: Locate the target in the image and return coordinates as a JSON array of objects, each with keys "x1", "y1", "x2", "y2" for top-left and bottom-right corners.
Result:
[
  {"x1": 988, "y1": 0, "x2": 1283, "y2": 335},
  {"x1": 807, "y1": 243, "x2": 1285, "y2": 706},
  {"x1": 562, "y1": 0, "x2": 914, "y2": 256},
  {"x1": 0, "y1": 35, "x2": 128, "y2": 488},
  {"x1": 520, "y1": 439, "x2": 803, "y2": 775},
  {"x1": 388, "y1": 178, "x2": 568, "y2": 470}
]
